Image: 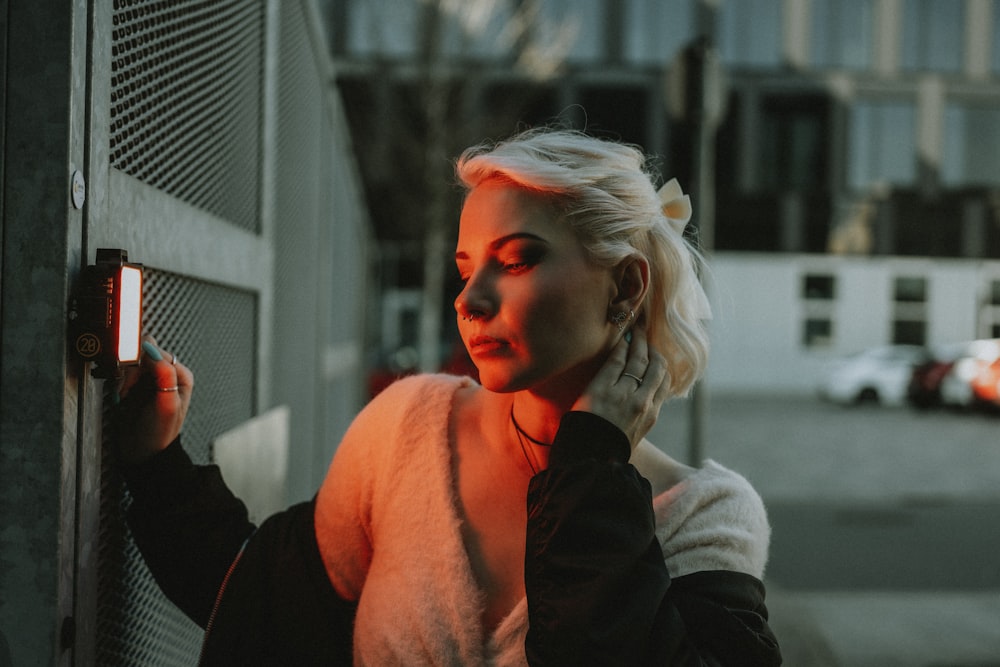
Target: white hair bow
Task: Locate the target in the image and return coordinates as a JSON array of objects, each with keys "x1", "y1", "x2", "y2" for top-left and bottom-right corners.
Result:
[
  {"x1": 657, "y1": 178, "x2": 712, "y2": 320},
  {"x1": 658, "y1": 178, "x2": 692, "y2": 235}
]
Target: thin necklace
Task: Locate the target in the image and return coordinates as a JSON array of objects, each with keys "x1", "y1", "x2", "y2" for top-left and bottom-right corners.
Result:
[{"x1": 510, "y1": 406, "x2": 552, "y2": 475}]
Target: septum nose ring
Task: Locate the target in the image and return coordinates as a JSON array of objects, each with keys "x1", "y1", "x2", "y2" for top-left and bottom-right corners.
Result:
[{"x1": 462, "y1": 313, "x2": 477, "y2": 322}]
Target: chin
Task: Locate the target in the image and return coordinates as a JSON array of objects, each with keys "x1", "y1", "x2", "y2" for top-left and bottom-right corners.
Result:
[
  {"x1": 480, "y1": 363, "x2": 593, "y2": 400},
  {"x1": 474, "y1": 364, "x2": 537, "y2": 394},
  {"x1": 476, "y1": 373, "x2": 523, "y2": 394}
]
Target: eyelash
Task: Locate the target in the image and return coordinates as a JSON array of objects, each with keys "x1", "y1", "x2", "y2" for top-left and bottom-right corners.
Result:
[{"x1": 457, "y1": 251, "x2": 539, "y2": 283}]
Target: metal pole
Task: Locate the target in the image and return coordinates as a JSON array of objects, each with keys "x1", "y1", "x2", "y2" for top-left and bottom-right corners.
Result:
[{"x1": 686, "y1": 37, "x2": 717, "y2": 466}]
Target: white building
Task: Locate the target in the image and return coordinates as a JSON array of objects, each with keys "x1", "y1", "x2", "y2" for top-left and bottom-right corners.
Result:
[{"x1": 707, "y1": 252, "x2": 1000, "y2": 391}]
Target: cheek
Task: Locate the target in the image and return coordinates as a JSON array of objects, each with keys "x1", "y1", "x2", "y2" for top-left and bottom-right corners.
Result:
[{"x1": 521, "y1": 280, "x2": 608, "y2": 349}]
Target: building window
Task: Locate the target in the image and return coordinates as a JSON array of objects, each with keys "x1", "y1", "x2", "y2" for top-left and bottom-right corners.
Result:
[
  {"x1": 346, "y1": 0, "x2": 420, "y2": 57},
  {"x1": 943, "y1": 103, "x2": 1000, "y2": 187},
  {"x1": 538, "y1": 0, "x2": 604, "y2": 63},
  {"x1": 718, "y1": 0, "x2": 782, "y2": 68},
  {"x1": 623, "y1": 0, "x2": 694, "y2": 65},
  {"x1": 803, "y1": 318, "x2": 834, "y2": 347},
  {"x1": 802, "y1": 273, "x2": 836, "y2": 347},
  {"x1": 480, "y1": 81, "x2": 559, "y2": 135},
  {"x1": 578, "y1": 85, "x2": 651, "y2": 148},
  {"x1": 439, "y1": 2, "x2": 518, "y2": 59},
  {"x1": 803, "y1": 274, "x2": 836, "y2": 300},
  {"x1": 760, "y1": 95, "x2": 830, "y2": 191},
  {"x1": 810, "y1": 0, "x2": 874, "y2": 70},
  {"x1": 892, "y1": 276, "x2": 927, "y2": 345},
  {"x1": 893, "y1": 320, "x2": 926, "y2": 345},
  {"x1": 894, "y1": 276, "x2": 927, "y2": 302},
  {"x1": 849, "y1": 101, "x2": 916, "y2": 189},
  {"x1": 901, "y1": 0, "x2": 964, "y2": 73},
  {"x1": 986, "y1": 279, "x2": 1000, "y2": 338}
]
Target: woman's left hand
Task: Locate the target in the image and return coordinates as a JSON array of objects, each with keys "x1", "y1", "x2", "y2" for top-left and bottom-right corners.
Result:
[
  {"x1": 570, "y1": 324, "x2": 669, "y2": 450},
  {"x1": 115, "y1": 337, "x2": 194, "y2": 464}
]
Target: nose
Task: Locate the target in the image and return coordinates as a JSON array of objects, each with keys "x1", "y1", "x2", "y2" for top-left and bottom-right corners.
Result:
[{"x1": 454, "y1": 270, "x2": 494, "y2": 322}]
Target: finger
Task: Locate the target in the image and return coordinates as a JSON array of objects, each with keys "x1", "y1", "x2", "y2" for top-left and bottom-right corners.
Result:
[
  {"x1": 136, "y1": 340, "x2": 194, "y2": 409},
  {"x1": 116, "y1": 364, "x2": 140, "y2": 401},
  {"x1": 174, "y1": 359, "x2": 195, "y2": 401},
  {"x1": 594, "y1": 333, "x2": 630, "y2": 386},
  {"x1": 617, "y1": 325, "x2": 650, "y2": 390},
  {"x1": 140, "y1": 340, "x2": 175, "y2": 390},
  {"x1": 117, "y1": 336, "x2": 161, "y2": 399},
  {"x1": 642, "y1": 349, "x2": 670, "y2": 404}
]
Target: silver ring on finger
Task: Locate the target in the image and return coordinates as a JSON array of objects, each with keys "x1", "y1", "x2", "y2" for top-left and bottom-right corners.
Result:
[
  {"x1": 621, "y1": 372, "x2": 644, "y2": 386},
  {"x1": 158, "y1": 385, "x2": 179, "y2": 392}
]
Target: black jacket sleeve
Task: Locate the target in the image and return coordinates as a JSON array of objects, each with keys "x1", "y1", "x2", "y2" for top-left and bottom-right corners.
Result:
[
  {"x1": 123, "y1": 437, "x2": 357, "y2": 666},
  {"x1": 123, "y1": 437, "x2": 256, "y2": 627},
  {"x1": 524, "y1": 412, "x2": 782, "y2": 666}
]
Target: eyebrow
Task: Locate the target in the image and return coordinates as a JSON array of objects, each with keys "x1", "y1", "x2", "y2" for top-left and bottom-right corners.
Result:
[{"x1": 454, "y1": 232, "x2": 548, "y2": 262}]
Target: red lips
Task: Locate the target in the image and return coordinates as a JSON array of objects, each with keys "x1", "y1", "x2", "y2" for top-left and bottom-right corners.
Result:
[{"x1": 468, "y1": 335, "x2": 507, "y2": 356}]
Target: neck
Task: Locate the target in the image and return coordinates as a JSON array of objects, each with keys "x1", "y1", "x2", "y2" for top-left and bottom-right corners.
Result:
[
  {"x1": 510, "y1": 392, "x2": 566, "y2": 442},
  {"x1": 508, "y1": 392, "x2": 568, "y2": 473},
  {"x1": 511, "y1": 404, "x2": 552, "y2": 446},
  {"x1": 504, "y1": 355, "x2": 609, "y2": 472},
  {"x1": 511, "y1": 351, "x2": 609, "y2": 432}
]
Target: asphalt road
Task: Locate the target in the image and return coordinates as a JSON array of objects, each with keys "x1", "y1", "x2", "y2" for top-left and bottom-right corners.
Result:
[
  {"x1": 766, "y1": 498, "x2": 1000, "y2": 591},
  {"x1": 647, "y1": 391, "x2": 1000, "y2": 666},
  {"x1": 650, "y1": 389, "x2": 1000, "y2": 504}
]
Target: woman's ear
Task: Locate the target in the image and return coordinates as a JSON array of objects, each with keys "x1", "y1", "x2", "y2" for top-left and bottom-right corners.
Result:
[{"x1": 611, "y1": 256, "x2": 650, "y2": 313}]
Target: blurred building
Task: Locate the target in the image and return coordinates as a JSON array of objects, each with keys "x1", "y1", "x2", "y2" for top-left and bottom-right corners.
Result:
[{"x1": 323, "y1": 0, "x2": 1000, "y2": 390}]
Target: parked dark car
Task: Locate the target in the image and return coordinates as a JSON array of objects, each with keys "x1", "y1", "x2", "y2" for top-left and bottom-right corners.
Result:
[{"x1": 907, "y1": 342, "x2": 966, "y2": 409}]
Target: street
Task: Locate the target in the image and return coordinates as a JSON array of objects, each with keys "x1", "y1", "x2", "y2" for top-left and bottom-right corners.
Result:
[
  {"x1": 651, "y1": 391, "x2": 1000, "y2": 503},
  {"x1": 767, "y1": 499, "x2": 1000, "y2": 591},
  {"x1": 648, "y1": 392, "x2": 1000, "y2": 666}
]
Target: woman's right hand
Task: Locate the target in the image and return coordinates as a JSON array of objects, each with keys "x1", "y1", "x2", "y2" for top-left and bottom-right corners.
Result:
[
  {"x1": 570, "y1": 323, "x2": 669, "y2": 451},
  {"x1": 115, "y1": 337, "x2": 194, "y2": 464}
]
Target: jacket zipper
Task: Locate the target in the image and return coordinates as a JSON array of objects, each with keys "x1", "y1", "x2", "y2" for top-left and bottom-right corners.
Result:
[{"x1": 198, "y1": 537, "x2": 251, "y2": 665}]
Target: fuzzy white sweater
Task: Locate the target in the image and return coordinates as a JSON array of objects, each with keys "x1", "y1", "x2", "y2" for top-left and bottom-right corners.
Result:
[{"x1": 314, "y1": 374, "x2": 770, "y2": 667}]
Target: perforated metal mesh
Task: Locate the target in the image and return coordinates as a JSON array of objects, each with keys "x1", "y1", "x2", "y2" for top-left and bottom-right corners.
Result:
[
  {"x1": 270, "y1": 0, "x2": 370, "y2": 495},
  {"x1": 109, "y1": 0, "x2": 265, "y2": 232},
  {"x1": 270, "y1": 0, "x2": 328, "y2": 496},
  {"x1": 96, "y1": 269, "x2": 256, "y2": 666}
]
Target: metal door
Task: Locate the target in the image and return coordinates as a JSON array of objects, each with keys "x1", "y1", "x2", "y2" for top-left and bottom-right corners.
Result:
[
  {"x1": 0, "y1": 1, "x2": 370, "y2": 663},
  {"x1": 91, "y1": 1, "x2": 273, "y2": 663}
]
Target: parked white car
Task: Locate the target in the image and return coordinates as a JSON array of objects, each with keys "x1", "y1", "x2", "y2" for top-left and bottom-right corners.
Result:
[{"x1": 819, "y1": 345, "x2": 929, "y2": 406}]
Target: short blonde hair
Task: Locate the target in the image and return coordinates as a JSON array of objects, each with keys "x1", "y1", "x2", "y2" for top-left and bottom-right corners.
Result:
[{"x1": 456, "y1": 128, "x2": 709, "y2": 397}]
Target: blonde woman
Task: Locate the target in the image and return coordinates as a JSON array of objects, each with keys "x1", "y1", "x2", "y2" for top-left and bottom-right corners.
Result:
[{"x1": 119, "y1": 128, "x2": 780, "y2": 665}]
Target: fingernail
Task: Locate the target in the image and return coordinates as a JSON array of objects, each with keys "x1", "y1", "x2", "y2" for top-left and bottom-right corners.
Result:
[
  {"x1": 625, "y1": 330, "x2": 633, "y2": 344},
  {"x1": 142, "y1": 341, "x2": 163, "y2": 361}
]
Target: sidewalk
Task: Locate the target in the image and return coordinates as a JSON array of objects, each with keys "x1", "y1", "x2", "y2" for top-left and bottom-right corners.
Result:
[{"x1": 650, "y1": 392, "x2": 1000, "y2": 666}]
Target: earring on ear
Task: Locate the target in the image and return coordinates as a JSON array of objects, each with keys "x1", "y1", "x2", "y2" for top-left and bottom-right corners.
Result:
[{"x1": 609, "y1": 309, "x2": 634, "y2": 332}]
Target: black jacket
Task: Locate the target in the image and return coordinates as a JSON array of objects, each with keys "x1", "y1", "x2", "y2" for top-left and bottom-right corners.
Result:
[{"x1": 123, "y1": 412, "x2": 781, "y2": 665}]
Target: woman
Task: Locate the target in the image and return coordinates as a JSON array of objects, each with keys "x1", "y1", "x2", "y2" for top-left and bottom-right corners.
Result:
[{"x1": 117, "y1": 128, "x2": 781, "y2": 665}]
